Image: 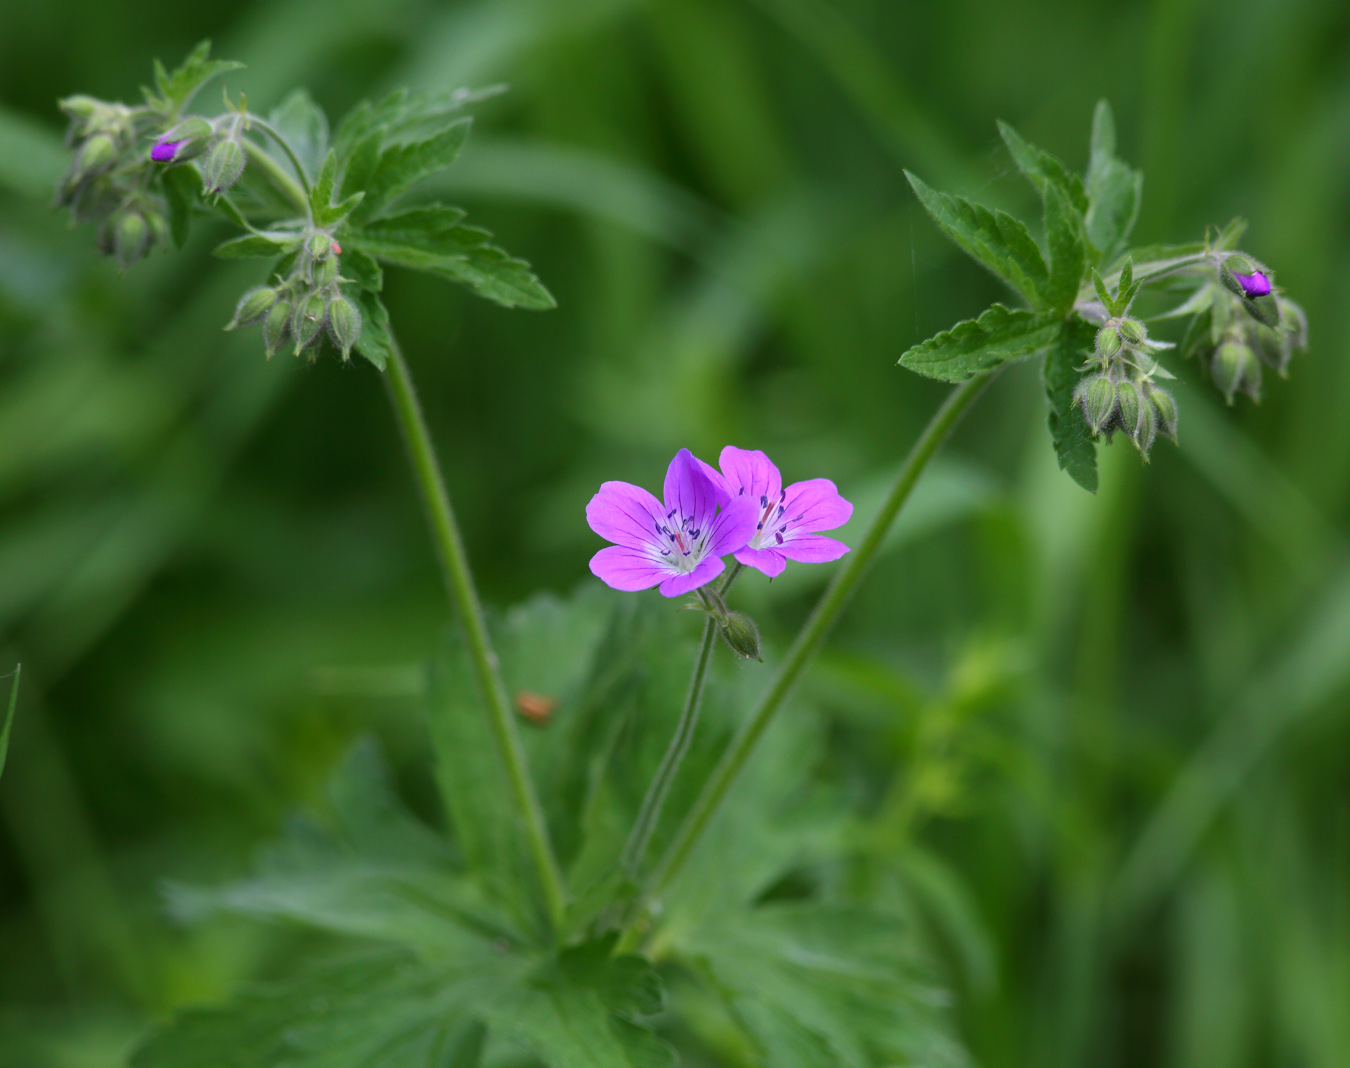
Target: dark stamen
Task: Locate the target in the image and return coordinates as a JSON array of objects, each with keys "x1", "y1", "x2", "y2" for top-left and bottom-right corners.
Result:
[{"x1": 774, "y1": 532, "x2": 784, "y2": 544}]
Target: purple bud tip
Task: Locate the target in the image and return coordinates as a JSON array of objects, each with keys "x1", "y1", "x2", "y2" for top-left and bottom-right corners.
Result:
[
  {"x1": 150, "y1": 139, "x2": 184, "y2": 163},
  {"x1": 1232, "y1": 269, "x2": 1272, "y2": 298}
]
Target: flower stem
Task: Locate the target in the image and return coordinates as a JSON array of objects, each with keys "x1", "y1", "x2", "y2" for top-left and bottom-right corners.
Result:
[
  {"x1": 639, "y1": 373, "x2": 994, "y2": 916},
  {"x1": 620, "y1": 564, "x2": 744, "y2": 880},
  {"x1": 384, "y1": 333, "x2": 567, "y2": 932},
  {"x1": 239, "y1": 138, "x2": 309, "y2": 219}
]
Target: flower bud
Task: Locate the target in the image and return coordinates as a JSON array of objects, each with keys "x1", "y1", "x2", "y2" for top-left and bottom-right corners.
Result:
[
  {"x1": 1095, "y1": 325, "x2": 1122, "y2": 360},
  {"x1": 293, "y1": 293, "x2": 328, "y2": 351},
  {"x1": 307, "y1": 233, "x2": 332, "y2": 261},
  {"x1": 718, "y1": 611, "x2": 762, "y2": 661},
  {"x1": 327, "y1": 294, "x2": 361, "y2": 359},
  {"x1": 112, "y1": 211, "x2": 148, "y2": 267},
  {"x1": 1132, "y1": 393, "x2": 1158, "y2": 456},
  {"x1": 1076, "y1": 374, "x2": 1117, "y2": 434},
  {"x1": 227, "y1": 286, "x2": 279, "y2": 330},
  {"x1": 262, "y1": 300, "x2": 292, "y2": 357},
  {"x1": 201, "y1": 139, "x2": 245, "y2": 195},
  {"x1": 1118, "y1": 317, "x2": 1146, "y2": 346},
  {"x1": 1147, "y1": 384, "x2": 1178, "y2": 443},
  {"x1": 313, "y1": 255, "x2": 339, "y2": 288},
  {"x1": 1115, "y1": 379, "x2": 1142, "y2": 437},
  {"x1": 150, "y1": 118, "x2": 212, "y2": 163},
  {"x1": 78, "y1": 134, "x2": 117, "y2": 176},
  {"x1": 1213, "y1": 340, "x2": 1261, "y2": 404},
  {"x1": 60, "y1": 96, "x2": 103, "y2": 138}
]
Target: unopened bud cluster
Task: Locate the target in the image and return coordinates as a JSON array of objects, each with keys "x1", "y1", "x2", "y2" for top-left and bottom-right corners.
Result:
[
  {"x1": 1183, "y1": 253, "x2": 1308, "y2": 405},
  {"x1": 1074, "y1": 315, "x2": 1177, "y2": 458},
  {"x1": 228, "y1": 231, "x2": 361, "y2": 360},
  {"x1": 694, "y1": 587, "x2": 761, "y2": 661},
  {"x1": 56, "y1": 94, "x2": 249, "y2": 268}
]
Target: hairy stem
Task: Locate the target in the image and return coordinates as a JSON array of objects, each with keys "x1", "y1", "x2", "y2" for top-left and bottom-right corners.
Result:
[
  {"x1": 620, "y1": 564, "x2": 744, "y2": 880},
  {"x1": 239, "y1": 138, "x2": 309, "y2": 218},
  {"x1": 636, "y1": 372, "x2": 994, "y2": 924},
  {"x1": 384, "y1": 334, "x2": 567, "y2": 932},
  {"x1": 247, "y1": 118, "x2": 314, "y2": 196}
]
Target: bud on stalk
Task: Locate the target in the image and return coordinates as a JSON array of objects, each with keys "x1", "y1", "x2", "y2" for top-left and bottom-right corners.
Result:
[
  {"x1": 262, "y1": 300, "x2": 292, "y2": 357},
  {"x1": 202, "y1": 139, "x2": 245, "y2": 195},
  {"x1": 718, "y1": 611, "x2": 762, "y2": 661},
  {"x1": 327, "y1": 295, "x2": 361, "y2": 359},
  {"x1": 227, "y1": 286, "x2": 279, "y2": 329}
]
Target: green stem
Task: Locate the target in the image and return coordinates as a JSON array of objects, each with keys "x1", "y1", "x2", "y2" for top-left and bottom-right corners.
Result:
[
  {"x1": 240, "y1": 138, "x2": 309, "y2": 218},
  {"x1": 641, "y1": 373, "x2": 994, "y2": 911},
  {"x1": 620, "y1": 564, "x2": 744, "y2": 879},
  {"x1": 247, "y1": 118, "x2": 313, "y2": 196},
  {"x1": 384, "y1": 335, "x2": 567, "y2": 932}
]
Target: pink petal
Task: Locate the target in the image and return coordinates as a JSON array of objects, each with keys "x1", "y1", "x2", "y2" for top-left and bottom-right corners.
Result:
[
  {"x1": 659, "y1": 555, "x2": 724, "y2": 597},
  {"x1": 718, "y1": 446, "x2": 782, "y2": 503},
  {"x1": 708, "y1": 493, "x2": 759, "y2": 557},
  {"x1": 780, "y1": 533, "x2": 849, "y2": 563},
  {"x1": 694, "y1": 454, "x2": 731, "y2": 507},
  {"x1": 734, "y1": 546, "x2": 787, "y2": 577},
  {"x1": 663, "y1": 448, "x2": 718, "y2": 530},
  {"x1": 781, "y1": 478, "x2": 853, "y2": 533},
  {"x1": 586, "y1": 481, "x2": 665, "y2": 551},
  {"x1": 589, "y1": 545, "x2": 669, "y2": 591}
]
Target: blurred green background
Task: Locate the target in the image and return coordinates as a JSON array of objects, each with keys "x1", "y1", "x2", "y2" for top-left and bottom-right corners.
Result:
[{"x1": 2, "y1": 0, "x2": 1349, "y2": 1065}]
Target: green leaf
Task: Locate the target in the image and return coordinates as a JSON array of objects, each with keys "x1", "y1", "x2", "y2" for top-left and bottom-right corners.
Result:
[
  {"x1": 898, "y1": 304, "x2": 1061, "y2": 382},
  {"x1": 167, "y1": 741, "x2": 513, "y2": 952},
  {"x1": 677, "y1": 902, "x2": 968, "y2": 1068},
  {"x1": 1179, "y1": 305, "x2": 1216, "y2": 361},
  {"x1": 351, "y1": 289, "x2": 391, "y2": 370},
  {"x1": 341, "y1": 248, "x2": 384, "y2": 292},
  {"x1": 1042, "y1": 317, "x2": 1098, "y2": 492},
  {"x1": 132, "y1": 948, "x2": 506, "y2": 1068},
  {"x1": 147, "y1": 40, "x2": 243, "y2": 113},
  {"x1": 354, "y1": 206, "x2": 556, "y2": 310},
  {"x1": 361, "y1": 118, "x2": 473, "y2": 217},
  {"x1": 309, "y1": 149, "x2": 337, "y2": 217},
  {"x1": 212, "y1": 232, "x2": 299, "y2": 259},
  {"x1": 340, "y1": 132, "x2": 382, "y2": 202},
  {"x1": 905, "y1": 171, "x2": 1048, "y2": 306},
  {"x1": 1084, "y1": 101, "x2": 1142, "y2": 264},
  {"x1": 997, "y1": 119, "x2": 1088, "y2": 214},
  {"x1": 161, "y1": 164, "x2": 199, "y2": 249},
  {"x1": 0, "y1": 664, "x2": 18, "y2": 782},
  {"x1": 268, "y1": 89, "x2": 328, "y2": 182},
  {"x1": 481, "y1": 936, "x2": 675, "y2": 1068},
  {"x1": 1042, "y1": 180, "x2": 1088, "y2": 313}
]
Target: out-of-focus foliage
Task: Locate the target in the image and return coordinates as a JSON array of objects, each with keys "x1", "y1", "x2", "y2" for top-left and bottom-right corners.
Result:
[{"x1": 1, "y1": 1, "x2": 1348, "y2": 1067}]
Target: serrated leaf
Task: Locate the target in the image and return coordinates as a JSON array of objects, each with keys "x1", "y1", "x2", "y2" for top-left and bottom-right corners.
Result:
[
  {"x1": 131, "y1": 948, "x2": 508, "y2": 1068},
  {"x1": 677, "y1": 902, "x2": 968, "y2": 1068},
  {"x1": 1084, "y1": 101, "x2": 1142, "y2": 264},
  {"x1": 212, "y1": 231, "x2": 299, "y2": 259},
  {"x1": 997, "y1": 119, "x2": 1088, "y2": 214},
  {"x1": 340, "y1": 132, "x2": 382, "y2": 202},
  {"x1": 905, "y1": 171, "x2": 1048, "y2": 306},
  {"x1": 898, "y1": 304, "x2": 1060, "y2": 382},
  {"x1": 309, "y1": 150, "x2": 337, "y2": 216},
  {"x1": 351, "y1": 289, "x2": 390, "y2": 370},
  {"x1": 268, "y1": 89, "x2": 328, "y2": 182},
  {"x1": 353, "y1": 206, "x2": 555, "y2": 309},
  {"x1": 341, "y1": 248, "x2": 383, "y2": 292},
  {"x1": 360, "y1": 118, "x2": 473, "y2": 217},
  {"x1": 1043, "y1": 181, "x2": 1088, "y2": 313},
  {"x1": 1042, "y1": 317, "x2": 1098, "y2": 492},
  {"x1": 148, "y1": 40, "x2": 243, "y2": 112}
]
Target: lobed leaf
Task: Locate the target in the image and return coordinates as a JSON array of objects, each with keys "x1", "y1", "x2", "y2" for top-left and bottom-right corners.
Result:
[
  {"x1": 359, "y1": 118, "x2": 473, "y2": 217},
  {"x1": 351, "y1": 288, "x2": 391, "y2": 370},
  {"x1": 898, "y1": 304, "x2": 1061, "y2": 382},
  {"x1": 997, "y1": 119, "x2": 1088, "y2": 214},
  {"x1": 148, "y1": 40, "x2": 243, "y2": 113},
  {"x1": 268, "y1": 89, "x2": 329, "y2": 182},
  {"x1": 1042, "y1": 317, "x2": 1098, "y2": 491},
  {"x1": 905, "y1": 171, "x2": 1048, "y2": 307},
  {"x1": 1084, "y1": 101, "x2": 1143, "y2": 264},
  {"x1": 212, "y1": 232, "x2": 299, "y2": 259},
  {"x1": 1042, "y1": 181, "x2": 1088, "y2": 313}
]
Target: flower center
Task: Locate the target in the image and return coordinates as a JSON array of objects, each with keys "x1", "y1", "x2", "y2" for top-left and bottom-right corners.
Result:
[
  {"x1": 653, "y1": 508, "x2": 709, "y2": 573},
  {"x1": 749, "y1": 490, "x2": 788, "y2": 550}
]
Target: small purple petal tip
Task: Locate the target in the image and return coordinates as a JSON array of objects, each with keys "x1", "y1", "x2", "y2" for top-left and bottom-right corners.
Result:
[
  {"x1": 1232, "y1": 270, "x2": 1272, "y2": 298},
  {"x1": 150, "y1": 139, "x2": 184, "y2": 163}
]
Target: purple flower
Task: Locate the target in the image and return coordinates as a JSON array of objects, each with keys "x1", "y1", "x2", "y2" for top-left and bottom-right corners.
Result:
[
  {"x1": 587, "y1": 449, "x2": 759, "y2": 597},
  {"x1": 150, "y1": 139, "x2": 184, "y2": 163},
  {"x1": 706, "y1": 447, "x2": 853, "y2": 578},
  {"x1": 1232, "y1": 269, "x2": 1272, "y2": 298}
]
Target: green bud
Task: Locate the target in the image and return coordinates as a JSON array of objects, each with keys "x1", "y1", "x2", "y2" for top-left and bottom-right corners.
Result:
[
  {"x1": 313, "y1": 255, "x2": 339, "y2": 288},
  {"x1": 1133, "y1": 393, "x2": 1158, "y2": 457},
  {"x1": 718, "y1": 611, "x2": 762, "y2": 661},
  {"x1": 1148, "y1": 385, "x2": 1179, "y2": 443},
  {"x1": 79, "y1": 133, "x2": 117, "y2": 175},
  {"x1": 112, "y1": 211, "x2": 148, "y2": 267},
  {"x1": 1095, "y1": 325, "x2": 1122, "y2": 360},
  {"x1": 1118, "y1": 317, "x2": 1146, "y2": 345},
  {"x1": 160, "y1": 118, "x2": 213, "y2": 162},
  {"x1": 1115, "y1": 379, "x2": 1142, "y2": 436},
  {"x1": 307, "y1": 232, "x2": 331, "y2": 261},
  {"x1": 1213, "y1": 340, "x2": 1261, "y2": 404},
  {"x1": 327, "y1": 295, "x2": 361, "y2": 359},
  {"x1": 228, "y1": 286, "x2": 279, "y2": 330},
  {"x1": 293, "y1": 293, "x2": 328, "y2": 350},
  {"x1": 201, "y1": 139, "x2": 245, "y2": 195},
  {"x1": 1244, "y1": 292, "x2": 1281, "y2": 329},
  {"x1": 262, "y1": 300, "x2": 292, "y2": 357},
  {"x1": 60, "y1": 95, "x2": 102, "y2": 136},
  {"x1": 1077, "y1": 374, "x2": 1117, "y2": 434}
]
